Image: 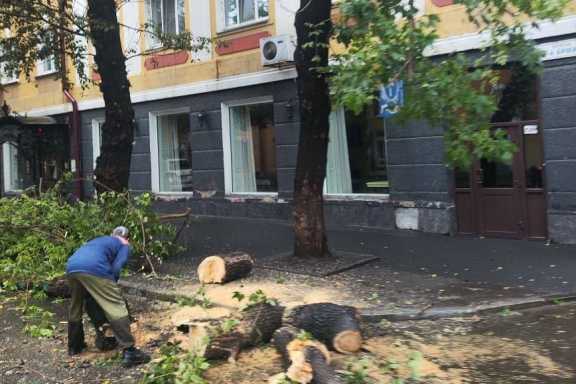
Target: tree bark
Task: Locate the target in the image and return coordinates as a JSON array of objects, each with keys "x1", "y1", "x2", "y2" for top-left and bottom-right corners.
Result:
[
  {"x1": 292, "y1": 0, "x2": 333, "y2": 259},
  {"x1": 204, "y1": 302, "x2": 285, "y2": 361},
  {"x1": 285, "y1": 303, "x2": 362, "y2": 354},
  {"x1": 87, "y1": 0, "x2": 134, "y2": 193}
]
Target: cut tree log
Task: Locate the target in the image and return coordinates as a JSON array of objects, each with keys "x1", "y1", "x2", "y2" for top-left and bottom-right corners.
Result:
[
  {"x1": 272, "y1": 326, "x2": 343, "y2": 384},
  {"x1": 44, "y1": 277, "x2": 71, "y2": 298},
  {"x1": 204, "y1": 301, "x2": 284, "y2": 361},
  {"x1": 285, "y1": 303, "x2": 362, "y2": 354},
  {"x1": 197, "y1": 252, "x2": 254, "y2": 284}
]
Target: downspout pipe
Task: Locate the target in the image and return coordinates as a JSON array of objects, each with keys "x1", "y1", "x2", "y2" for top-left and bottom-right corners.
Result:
[{"x1": 64, "y1": 89, "x2": 83, "y2": 200}]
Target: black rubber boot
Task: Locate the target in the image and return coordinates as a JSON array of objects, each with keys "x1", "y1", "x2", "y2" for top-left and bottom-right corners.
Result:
[
  {"x1": 85, "y1": 296, "x2": 118, "y2": 351},
  {"x1": 95, "y1": 328, "x2": 118, "y2": 351},
  {"x1": 122, "y1": 347, "x2": 151, "y2": 367},
  {"x1": 68, "y1": 321, "x2": 87, "y2": 356}
]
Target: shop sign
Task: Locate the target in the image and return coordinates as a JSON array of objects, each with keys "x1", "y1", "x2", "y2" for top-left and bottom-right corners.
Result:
[
  {"x1": 379, "y1": 80, "x2": 404, "y2": 119},
  {"x1": 539, "y1": 39, "x2": 576, "y2": 61}
]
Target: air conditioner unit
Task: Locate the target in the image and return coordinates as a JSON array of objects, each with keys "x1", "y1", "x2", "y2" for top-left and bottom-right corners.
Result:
[{"x1": 260, "y1": 35, "x2": 296, "y2": 66}]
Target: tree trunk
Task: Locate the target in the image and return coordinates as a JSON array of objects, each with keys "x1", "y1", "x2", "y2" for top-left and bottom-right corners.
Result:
[
  {"x1": 285, "y1": 303, "x2": 362, "y2": 354},
  {"x1": 197, "y1": 252, "x2": 255, "y2": 284},
  {"x1": 292, "y1": 0, "x2": 333, "y2": 259},
  {"x1": 204, "y1": 302, "x2": 285, "y2": 361},
  {"x1": 87, "y1": 0, "x2": 134, "y2": 193}
]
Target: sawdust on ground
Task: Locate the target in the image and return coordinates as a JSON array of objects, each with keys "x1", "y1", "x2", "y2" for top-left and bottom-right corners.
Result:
[
  {"x1": 178, "y1": 280, "x2": 359, "y2": 310},
  {"x1": 75, "y1": 303, "x2": 575, "y2": 384},
  {"x1": 338, "y1": 335, "x2": 575, "y2": 384}
]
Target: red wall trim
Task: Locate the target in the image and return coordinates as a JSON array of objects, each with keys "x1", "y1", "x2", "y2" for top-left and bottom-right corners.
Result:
[
  {"x1": 432, "y1": 0, "x2": 454, "y2": 6},
  {"x1": 145, "y1": 51, "x2": 189, "y2": 70},
  {"x1": 216, "y1": 31, "x2": 271, "y2": 56}
]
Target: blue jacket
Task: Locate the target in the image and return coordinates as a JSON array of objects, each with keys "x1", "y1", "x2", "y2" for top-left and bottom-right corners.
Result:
[{"x1": 66, "y1": 236, "x2": 132, "y2": 281}]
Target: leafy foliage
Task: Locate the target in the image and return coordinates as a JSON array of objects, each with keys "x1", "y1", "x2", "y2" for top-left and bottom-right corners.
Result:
[
  {"x1": 177, "y1": 286, "x2": 213, "y2": 309},
  {"x1": 0, "y1": 178, "x2": 180, "y2": 291},
  {"x1": 21, "y1": 302, "x2": 56, "y2": 338},
  {"x1": 232, "y1": 289, "x2": 279, "y2": 310},
  {"x1": 329, "y1": 0, "x2": 570, "y2": 168},
  {"x1": 141, "y1": 342, "x2": 210, "y2": 384}
]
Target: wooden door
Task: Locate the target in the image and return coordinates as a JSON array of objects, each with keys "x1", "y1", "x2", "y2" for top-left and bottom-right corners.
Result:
[
  {"x1": 455, "y1": 121, "x2": 547, "y2": 240},
  {"x1": 475, "y1": 125, "x2": 524, "y2": 238}
]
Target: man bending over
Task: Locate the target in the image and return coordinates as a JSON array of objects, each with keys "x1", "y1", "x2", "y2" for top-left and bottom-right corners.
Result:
[{"x1": 66, "y1": 226, "x2": 150, "y2": 367}]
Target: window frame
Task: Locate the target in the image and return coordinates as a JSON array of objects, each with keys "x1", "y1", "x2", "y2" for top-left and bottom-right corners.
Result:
[
  {"x1": 221, "y1": 95, "x2": 277, "y2": 197},
  {"x1": 149, "y1": 107, "x2": 193, "y2": 195},
  {"x1": 323, "y1": 107, "x2": 390, "y2": 200},
  {"x1": 146, "y1": 0, "x2": 186, "y2": 50},
  {"x1": 2, "y1": 142, "x2": 23, "y2": 193},
  {"x1": 218, "y1": 0, "x2": 269, "y2": 33},
  {"x1": 36, "y1": 55, "x2": 57, "y2": 77}
]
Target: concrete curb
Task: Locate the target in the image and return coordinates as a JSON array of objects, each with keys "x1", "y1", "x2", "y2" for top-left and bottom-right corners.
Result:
[
  {"x1": 119, "y1": 279, "x2": 576, "y2": 324},
  {"x1": 360, "y1": 294, "x2": 576, "y2": 322}
]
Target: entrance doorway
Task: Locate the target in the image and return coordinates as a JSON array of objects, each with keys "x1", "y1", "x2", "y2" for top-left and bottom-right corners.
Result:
[
  {"x1": 454, "y1": 65, "x2": 547, "y2": 240},
  {"x1": 455, "y1": 122, "x2": 547, "y2": 239}
]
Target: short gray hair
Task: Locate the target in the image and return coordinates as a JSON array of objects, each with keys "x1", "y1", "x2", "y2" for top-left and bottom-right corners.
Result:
[{"x1": 111, "y1": 226, "x2": 129, "y2": 239}]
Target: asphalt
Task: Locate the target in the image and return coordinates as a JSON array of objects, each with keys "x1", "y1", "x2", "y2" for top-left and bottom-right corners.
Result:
[{"x1": 145, "y1": 214, "x2": 576, "y2": 320}]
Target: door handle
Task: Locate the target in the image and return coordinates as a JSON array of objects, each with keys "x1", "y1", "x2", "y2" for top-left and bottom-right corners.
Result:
[{"x1": 475, "y1": 169, "x2": 483, "y2": 185}]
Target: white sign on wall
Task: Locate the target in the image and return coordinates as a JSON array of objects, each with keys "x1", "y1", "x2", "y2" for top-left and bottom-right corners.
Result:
[{"x1": 539, "y1": 39, "x2": 576, "y2": 61}]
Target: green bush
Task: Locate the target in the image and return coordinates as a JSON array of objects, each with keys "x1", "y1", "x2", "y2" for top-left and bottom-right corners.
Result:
[{"x1": 0, "y1": 179, "x2": 181, "y2": 290}]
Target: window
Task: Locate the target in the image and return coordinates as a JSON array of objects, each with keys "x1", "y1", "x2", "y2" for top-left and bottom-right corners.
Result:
[
  {"x1": 2, "y1": 142, "x2": 32, "y2": 192},
  {"x1": 325, "y1": 106, "x2": 389, "y2": 195},
  {"x1": 223, "y1": 99, "x2": 277, "y2": 194},
  {"x1": 0, "y1": 61, "x2": 18, "y2": 84},
  {"x1": 151, "y1": 111, "x2": 193, "y2": 193},
  {"x1": 146, "y1": 0, "x2": 185, "y2": 48},
  {"x1": 224, "y1": 0, "x2": 268, "y2": 28},
  {"x1": 36, "y1": 48, "x2": 57, "y2": 77}
]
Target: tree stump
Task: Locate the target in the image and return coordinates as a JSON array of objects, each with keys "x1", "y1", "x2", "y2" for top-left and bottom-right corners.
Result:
[
  {"x1": 197, "y1": 252, "x2": 254, "y2": 284},
  {"x1": 285, "y1": 303, "x2": 362, "y2": 354}
]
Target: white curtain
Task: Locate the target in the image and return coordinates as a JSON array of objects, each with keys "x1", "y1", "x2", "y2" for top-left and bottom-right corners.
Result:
[
  {"x1": 230, "y1": 106, "x2": 257, "y2": 192},
  {"x1": 158, "y1": 115, "x2": 183, "y2": 192},
  {"x1": 2, "y1": 142, "x2": 21, "y2": 191},
  {"x1": 325, "y1": 109, "x2": 352, "y2": 194},
  {"x1": 241, "y1": 0, "x2": 255, "y2": 23}
]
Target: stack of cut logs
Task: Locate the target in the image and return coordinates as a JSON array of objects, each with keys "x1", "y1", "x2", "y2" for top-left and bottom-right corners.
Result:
[{"x1": 197, "y1": 252, "x2": 362, "y2": 384}]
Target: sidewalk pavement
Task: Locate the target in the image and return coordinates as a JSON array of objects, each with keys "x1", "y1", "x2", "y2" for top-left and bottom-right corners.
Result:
[{"x1": 124, "y1": 214, "x2": 576, "y2": 321}]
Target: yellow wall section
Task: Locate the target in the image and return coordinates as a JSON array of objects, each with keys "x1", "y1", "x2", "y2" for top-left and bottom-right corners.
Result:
[{"x1": 3, "y1": 0, "x2": 576, "y2": 114}]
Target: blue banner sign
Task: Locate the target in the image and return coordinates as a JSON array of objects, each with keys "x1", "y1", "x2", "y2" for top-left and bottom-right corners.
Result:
[{"x1": 379, "y1": 80, "x2": 404, "y2": 119}]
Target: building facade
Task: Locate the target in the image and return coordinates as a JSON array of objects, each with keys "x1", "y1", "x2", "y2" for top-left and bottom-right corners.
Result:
[{"x1": 1, "y1": 0, "x2": 576, "y2": 243}]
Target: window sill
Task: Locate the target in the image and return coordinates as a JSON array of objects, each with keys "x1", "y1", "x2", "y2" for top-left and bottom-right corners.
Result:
[
  {"x1": 217, "y1": 18, "x2": 269, "y2": 37},
  {"x1": 0, "y1": 79, "x2": 18, "y2": 85},
  {"x1": 35, "y1": 70, "x2": 58, "y2": 79},
  {"x1": 324, "y1": 193, "x2": 391, "y2": 202},
  {"x1": 225, "y1": 192, "x2": 279, "y2": 202},
  {"x1": 153, "y1": 192, "x2": 197, "y2": 200}
]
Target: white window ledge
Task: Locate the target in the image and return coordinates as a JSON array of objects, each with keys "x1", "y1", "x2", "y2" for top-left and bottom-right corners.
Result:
[
  {"x1": 219, "y1": 18, "x2": 269, "y2": 35},
  {"x1": 154, "y1": 192, "x2": 197, "y2": 201},
  {"x1": 35, "y1": 69, "x2": 58, "y2": 78},
  {"x1": 324, "y1": 193, "x2": 391, "y2": 202},
  {"x1": 0, "y1": 79, "x2": 18, "y2": 85}
]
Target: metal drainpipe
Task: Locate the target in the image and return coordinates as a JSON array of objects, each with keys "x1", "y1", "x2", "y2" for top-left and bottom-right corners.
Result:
[{"x1": 64, "y1": 90, "x2": 83, "y2": 200}]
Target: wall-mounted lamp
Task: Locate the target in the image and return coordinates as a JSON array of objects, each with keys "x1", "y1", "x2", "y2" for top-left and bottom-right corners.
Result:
[{"x1": 194, "y1": 112, "x2": 207, "y2": 128}]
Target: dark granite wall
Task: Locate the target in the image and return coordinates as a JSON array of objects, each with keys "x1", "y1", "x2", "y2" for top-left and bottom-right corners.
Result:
[{"x1": 541, "y1": 56, "x2": 576, "y2": 244}]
